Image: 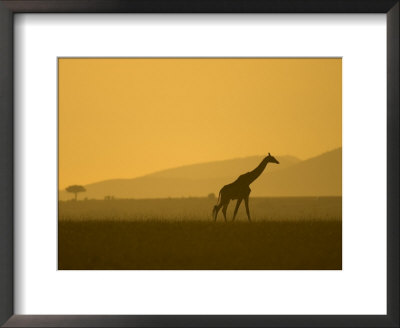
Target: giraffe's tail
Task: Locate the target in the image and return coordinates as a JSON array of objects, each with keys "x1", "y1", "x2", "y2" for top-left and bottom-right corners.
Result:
[
  {"x1": 212, "y1": 191, "x2": 221, "y2": 218},
  {"x1": 212, "y1": 205, "x2": 217, "y2": 218},
  {"x1": 216, "y1": 190, "x2": 221, "y2": 205}
]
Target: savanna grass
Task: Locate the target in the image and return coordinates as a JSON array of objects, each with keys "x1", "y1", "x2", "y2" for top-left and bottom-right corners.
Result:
[
  {"x1": 58, "y1": 197, "x2": 341, "y2": 270},
  {"x1": 58, "y1": 219, "x2": 341, "y2": 270}
]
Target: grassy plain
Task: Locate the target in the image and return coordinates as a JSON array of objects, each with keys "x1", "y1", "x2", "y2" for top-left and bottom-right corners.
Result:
[{"x1": 58, "y1": 197, "x2": 341, "y2": 270}]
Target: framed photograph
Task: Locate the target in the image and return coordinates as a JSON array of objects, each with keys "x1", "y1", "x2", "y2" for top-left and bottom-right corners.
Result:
[
  {"x1": 57, "y1": 56, "x2": 342, "y2": 271},
  {"x1": 0, "y1": 0, "x2": 398, "y2": 327}
]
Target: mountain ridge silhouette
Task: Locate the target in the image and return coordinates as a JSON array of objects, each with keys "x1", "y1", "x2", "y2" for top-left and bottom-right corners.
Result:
[{"x1": 59, "y1": 148, "x2": 341, "y2": 200}]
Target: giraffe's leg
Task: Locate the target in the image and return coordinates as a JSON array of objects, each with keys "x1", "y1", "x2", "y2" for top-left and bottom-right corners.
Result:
[
  {"x1": 222, "y1": 202, "x2": 229, "y2": 223},
  {"x1": 232, "y1": 198, "x2": 242, "y2": 222},
  {"x1": 244, "y1": 196, "x2": 251, "y2": 222}
]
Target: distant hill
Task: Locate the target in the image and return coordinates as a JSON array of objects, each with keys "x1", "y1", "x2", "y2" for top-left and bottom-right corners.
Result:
[
  {"x1": 251, "y1": 148, "x2": 341, "y2": 196},
  {"x1": 146, "y1": 155, "x2": 299, "y2": 179},
  {"x1": 59, "y1": 149, "x2": 341, "y2": 200}
]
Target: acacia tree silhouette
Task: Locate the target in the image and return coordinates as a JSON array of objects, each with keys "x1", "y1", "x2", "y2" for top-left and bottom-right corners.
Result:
[
  {"x1": 213, "y1": 153, "x2": 279, "y2": 222},
  {"x1": 66, "y1": 185, "x2": 86, "y2": 201}
]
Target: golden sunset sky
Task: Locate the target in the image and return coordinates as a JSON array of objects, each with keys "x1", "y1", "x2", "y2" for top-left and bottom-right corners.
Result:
[{"x1": 59, "y1": 58, "x2": 341, "y2": 189}]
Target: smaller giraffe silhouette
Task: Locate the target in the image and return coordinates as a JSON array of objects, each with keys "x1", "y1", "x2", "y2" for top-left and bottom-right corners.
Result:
[{"x1": 212, "y1": 153, "x2": 279, "y2": 222}]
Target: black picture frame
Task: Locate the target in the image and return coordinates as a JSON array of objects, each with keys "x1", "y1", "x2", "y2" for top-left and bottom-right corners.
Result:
[{"x1": 0, "y1": 1, "x2": 398, "y2": 327}]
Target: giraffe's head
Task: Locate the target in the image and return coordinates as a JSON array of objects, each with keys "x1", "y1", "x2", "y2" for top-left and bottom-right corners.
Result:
[{"x1": 266, "y1": 152, "x2": 279, "y2": 164}]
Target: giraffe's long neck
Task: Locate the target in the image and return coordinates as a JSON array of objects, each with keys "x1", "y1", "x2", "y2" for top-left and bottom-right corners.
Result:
[{"x1": 246, "y1": 157, "x2": 269, "y2": 184}]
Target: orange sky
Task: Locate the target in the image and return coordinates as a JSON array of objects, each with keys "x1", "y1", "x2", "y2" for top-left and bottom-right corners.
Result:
[{"x1": 59, "y1": 58, "x2": 341, "y2": 189}]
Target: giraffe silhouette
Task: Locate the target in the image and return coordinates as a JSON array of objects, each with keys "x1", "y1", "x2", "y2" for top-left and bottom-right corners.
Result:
[{"x1": 212, "y1": 153, "x2": 279, "y2": 222}]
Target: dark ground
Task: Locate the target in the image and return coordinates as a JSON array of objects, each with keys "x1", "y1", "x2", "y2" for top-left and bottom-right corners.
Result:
[{"x1": 58, "y1": 220, "x2": 341, "y2": 270}]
